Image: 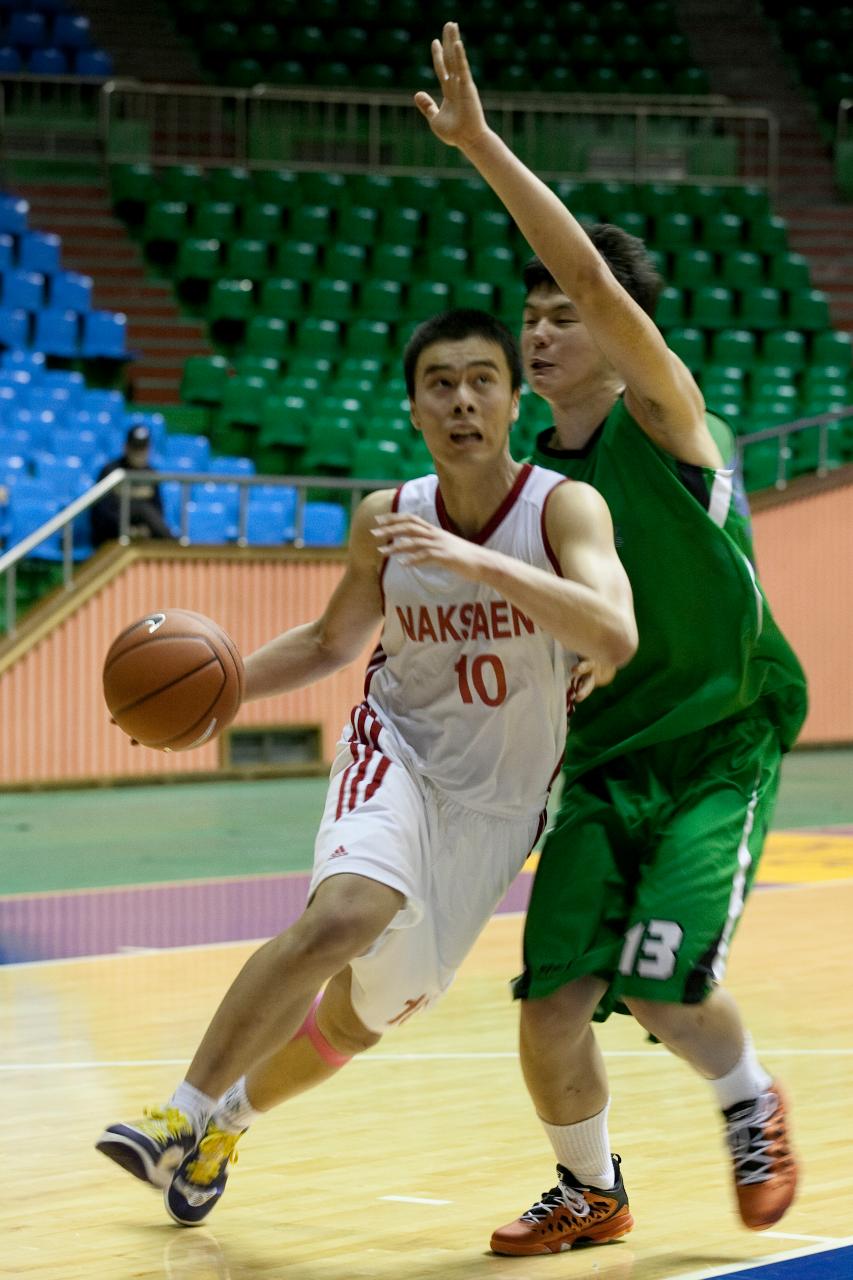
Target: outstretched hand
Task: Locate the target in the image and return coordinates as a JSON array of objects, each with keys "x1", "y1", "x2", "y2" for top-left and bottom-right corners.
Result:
[{"x1": 413, "y1": 21, "x2": 489, "y2": 151}]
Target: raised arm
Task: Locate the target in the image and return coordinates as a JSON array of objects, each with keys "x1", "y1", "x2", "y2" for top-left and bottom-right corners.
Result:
[
  {"x1": 415, "y1": 22, "x2": 721, "y2": 469},
  {"x1": 373, "y1": 485, "x2": 637, "y2": 670},
  {"x1": 243, "y1": 489, "x2": 392, "y2": 700}
]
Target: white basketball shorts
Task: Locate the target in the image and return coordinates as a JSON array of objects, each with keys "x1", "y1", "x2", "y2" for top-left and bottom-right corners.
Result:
[{"x1": 310, "y1": 728, "x2": 541, "y2": 1034}]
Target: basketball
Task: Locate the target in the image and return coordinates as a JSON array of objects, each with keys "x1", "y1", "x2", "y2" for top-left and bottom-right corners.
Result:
[{"x1": 103, "y1": 609, "x2": 244, "y2": 752}]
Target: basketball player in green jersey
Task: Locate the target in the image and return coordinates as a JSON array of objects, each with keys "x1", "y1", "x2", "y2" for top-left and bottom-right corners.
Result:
[{"x1": 417, "y1": 23, "x2": 808, "y2": 1254}]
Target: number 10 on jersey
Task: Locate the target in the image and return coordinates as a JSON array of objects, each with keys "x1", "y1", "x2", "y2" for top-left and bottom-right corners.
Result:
[{"x1": 454, "y1": 654, "x2": 507, "y2": 707}]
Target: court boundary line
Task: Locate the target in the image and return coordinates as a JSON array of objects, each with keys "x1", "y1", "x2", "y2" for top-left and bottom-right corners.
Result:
[{"x1": 668, "y1": 1237, "x2": 853, "y2": 1280}]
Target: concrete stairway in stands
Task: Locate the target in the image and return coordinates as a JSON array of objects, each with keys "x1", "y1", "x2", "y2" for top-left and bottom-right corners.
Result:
[
  {"x1": 675, "y1": 0, "x2": 853, "y2": 334},
  {"x1": 15, "y1": 178, "x2": 212, "y2": 405}
]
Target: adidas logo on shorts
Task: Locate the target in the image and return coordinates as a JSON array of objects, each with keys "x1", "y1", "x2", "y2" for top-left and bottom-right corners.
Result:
[{"x1": 330, "y1": 845, "x2": 349, "y2": 858}]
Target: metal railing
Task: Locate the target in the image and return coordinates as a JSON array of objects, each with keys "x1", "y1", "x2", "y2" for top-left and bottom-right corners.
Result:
[
  {"x1": 98, "y1": 80, "x2": 779, "y2": 189},
  {"x1": 0, "y1": 468, "x2": 389, "y2": 637},
  {"x1": 736, "y1": 405, "x2": 853, "y2": 489},
  {"x1": 838, "y1": 97, "x2": 853, "y2": 142},
  {"x1": 0, "y1": 72, "x2": 108, "y2": 162}
]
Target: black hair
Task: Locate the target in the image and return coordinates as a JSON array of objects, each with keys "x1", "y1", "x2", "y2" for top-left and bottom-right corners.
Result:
[
  {"x1": 403, "y1": 308, "x2": 523, "y2": 397},
  {"x1": 522, "y1": 223, "x2": 664, "y2": 318}
]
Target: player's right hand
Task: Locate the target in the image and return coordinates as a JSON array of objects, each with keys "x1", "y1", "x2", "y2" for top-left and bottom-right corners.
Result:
[
  {"x1": 413, "y1": 22, "x2": 489, "y2": 152},
  {"x1": 109, "y1": 716, "x2": 139, "y2": 746}
]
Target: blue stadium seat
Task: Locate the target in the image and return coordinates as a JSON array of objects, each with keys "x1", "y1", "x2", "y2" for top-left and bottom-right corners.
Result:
[
  {"x1": 33, "y1": 308, "x2": 79, "y2": 358},
  {"x1": 54, "y1": 14, "x2": 92, "y2": 48},
  {"x1": 28, "y1": 46, "x2": 68, "y2": 74},
  {"x1": 3, "y1": 270, "x2": 44, "y2": 311},
  {"x1": 209, "y1": 454, "x2": 255, "y2": 476},
  {"x1": 245, "y1": 498, "x2": 297, "y2": 545},
  {"x1": 160, "y1": 481, "x2": 185, "y2": 535},
  {"x1": 7, "y1": 13, "x2": 48, "y2": 49},
  {"x1": 185, "y1": 500, "x2": 232, "y2": 544},
  {"x1": 2, "y1": 348, "x2": 46, "y2": 379},
  {"x1": 6, "y1": 494, "x2": 63, "y2": 560},
  {"x1": 0, "y1": 234, "x2": 14, "y2": 270},
  {"x1": 51, "y1": 427, "x2": 101, "y2": 468},
  {"x1": 302, "y1": 501, "x2": 347, "y2": 546},
  {"x1": 19, "y1": 231, "x2": 62, "y2": 276},
  {"x1": 43, "y1": 367, "x2": 85, "y2": 404},
  {"x1": 51, "y1": 271, "x2": 92, "y2": 312},
  {"x1": 0, "y1": 308, "x2": 30, "y2": 348},
  {"x1": 0, "y1": 197, "x2": 29, "y2": 235},
  {"x1": 27, "y1": 384, "x2": 74, "y2": 416},
  {"x1": 0, "y1": 48, "x2": 23, "y2": 74},
  {"x1": 81, "y1": 310, "x2": 127, "y2": 358},
  {"x1": 82, "y1": 388, "x2": 125, "y2": 420},
  {"x1": 75, "y1": 48, "x2": 113, "y2": 76},
  {"x1": 162, "y1": 433, "x2": 211, "y2": 469},
  {"x1": 35, "y1": 453, "x2": 92, "y2": 502}
]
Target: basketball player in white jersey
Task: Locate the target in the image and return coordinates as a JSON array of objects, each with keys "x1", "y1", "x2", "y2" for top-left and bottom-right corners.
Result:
[{"x1": 96, "y1": 309, "x2": 637, "y2": 1229}]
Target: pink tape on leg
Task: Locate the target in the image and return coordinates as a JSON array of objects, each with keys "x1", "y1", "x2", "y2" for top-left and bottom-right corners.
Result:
[{"x1": 296, "y1": 994, "x2": 352, "y2": 1068}]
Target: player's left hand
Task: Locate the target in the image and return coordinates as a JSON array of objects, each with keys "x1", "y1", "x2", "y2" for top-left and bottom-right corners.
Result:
[
  {"x1": 571, "y1": 656, "x2": 616, "y2": 702},
  {"x1": 372, "y1": 511, "x2": 485, "y2": 578},
  {"x1": 414, "y1": 21, "x2": 489, "y2": 151}
]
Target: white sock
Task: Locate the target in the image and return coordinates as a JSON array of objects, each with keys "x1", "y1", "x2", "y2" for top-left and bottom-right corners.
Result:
[
  {"x1": 540, "y1": 1101, "x2": 614, "y2": 1189},
  {"x1": 710, "y1": 1035, "x2": 772, "y2": 1112},
  {"x1": 213, "y1": 1076, "x2": 263, "y2": 1135},
  {"x1": 167, "y1": 1081, "x2": 216, "y2": 1137}
]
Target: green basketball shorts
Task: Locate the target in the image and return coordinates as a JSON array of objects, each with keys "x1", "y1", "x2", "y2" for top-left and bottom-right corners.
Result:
[{"x1": 515, "y1": 714, "x2": 783, "y2": 1019}]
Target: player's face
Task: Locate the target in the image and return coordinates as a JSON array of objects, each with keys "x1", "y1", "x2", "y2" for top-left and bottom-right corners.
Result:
[
  {"x1": 521, "y1": 285, "x2": 611, "y2": 400},
  {"x1": 409, "y1": 336, "x2": 520, "y2": 465}
]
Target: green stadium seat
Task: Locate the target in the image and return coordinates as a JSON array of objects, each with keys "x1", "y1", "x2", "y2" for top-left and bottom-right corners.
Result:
[
  {"x1": 301, "y1": 421, "x2": 357, "y2": 475},
  {"x1": 372, "y1": 243, "x2": 415, "y2": 282},
  {"x1": 680, "y1": 185, "x2": 724, "y2": 220},
  {"x1": 160, "y1": 165, "x2": 206, "y2": 205},
  {"x1": 252, "y1": 169, "x2": 299, "y2": 206},
  {"x1": 209, "y1": 278, "x2": 255, "y2": 346},
  {"x1": 181, "y1": 354, "x2": 230, "y2": 407},
  {"x1": 296, "y1": 317, "x2": 342, "y2": 357},
  {"x1": 325, "y1": 243, "x2": 369, "y2": 283},
  {"x1": 312, "y1": 277, "x2": 356, "y2": 322},
  {"x1": 768, "y1": 252, "x2": 811, "y2": 292},
  {"x1": 289, "y1": 204, "x2": 333, "y2": 242},
  {"x1": 446, "y1": 176, "x2": 496, "y2": 215},
  {"x1": 352, "y1": 438, "x2": 405, "y2": 481},
  {"x1": 142, "y1": 200, "x2": 188, "y2": 265},
  {"x1": 739, "y1": 286, "x2": 783, "y2": 331},
  {"x1": 690, "y1": 285, "x2": 735, "y2": 330},
  {"x1": 406, "y1": 280, "x2": 452, "y2": 320},
  {"x1": 194, "y1": 201, "x2": 237, "y2": 240},
  {"x1": 672, "y1": 66, "x2": 710, "y2": 94},
  {"x1": 811, "y1": 329, "x2": 853, "y2": 369},
  {"x1": 258, "y1": 276, "x2": 303, "y2": 320},
  {"x1": 654, "y1": 212, "x2": 695, "y2": 252},
  {"x1": 360, "y1": 278, "x2": 404, "y2": 322},
  {"x1": 361, "y1": 416, "x2": 412, "y2": 446},
  {"x1": 245, "y1": 315, "x2": 289, "y2": 359},
  {"x1": 381, "y1": 207, "x2": 422, "y2": 246},
  {"x1": 267, "y1": 58, "x2": 307, "y2": 85},
  {"x1": 746, "y1": 215, "x2": 788, "y2": 254},
  {"x1": 720, "y1": 251, "x2": 764, "y2": 291},
  {"x1": 175, "y1": 237, "x2": 221, "y2": 306},
  {"x1": 338, "y1": 205, "x2": 379, "y2": 246},
  {"x1": 666, "y1": 326, "x2": 705, "y2": 368},
  {"x1": 217, "y1": 374, "x2": 268, "y2": 429},
  {"x1": 742, "y1": 438, "x2": 786, "y2": 492},
  {"x1": 751, "y1": 365, "x2": 799, "y2": 398},
  {"x1": 111, "y1": 162, "x2": 158, "y2": 227},
  {"x1": 299, "y1": 172, "x2": 347, "y2": 206},
  {"x1": 227, "y1": 238, "x2": 271, "y2": 280},
  {"x1": 346, "y1": 318, "x2": 393, "y2": 357},
  {"x1": 290, "y1": 25, "x2": 325, "y2": 59},
  {"x1": 427, "y1": 245, "x2": 469, "y2": 278},
  {"x1": 787, "y1": 288, "x2": 831, "y2": 332},
  {"x1": 761, "y1": 329, "x2": 807, "y2": 371},
  {"x1": 244, "y1": 21, "x2": 283, "y2": 59},
  {"x1": 277, "y1": 240, "x2": 320, "y2": 281},
  {"x1": 540, "y1": 65, "x2": 580, "y2": 91},
  {"x1": 499, "y1": 281, "x2": 527, "y2": 324},
  {"x1": 790, "y1": 421, "x2": 846, "y2": 476},
  {"x1": 475, "y1": 210, "x2": 512, "y2": 247},
  {"x1": 612, "y1": 211, "x2": 648, "y2": 239},
  {"x1": 425, "y1": 209, "x2": 468, "y2": 248},
  {"x1": 629, "y1": 66, "x2": 666, "y2": 93},
  {"x1": 356, "y1": 63, "x2": 396, "y2": 89},
  {"x1": 287, "y1": 354, "x2": 334, "y2": 380},
  {"x1": 234, "y1": 354, "x2": 280, "y2": 383},
  {"x1": 338, "y1": 356, "x2": 384, "y2": 380},
  {"x1": 349, "y1": 173, "x2": 396, "y2": 207},
  {"x1": 702, "y1": 212, "x2": 744, "y2": 253},
  {"x1": 637, "y1": 182, "x2": 681, "y2": 219},
  {"x1": 394, "y1": 175, "x2": 442, "y2": 210},
  {"x1": 672, "y1": 249, "x2": 715, "y2": 289},
  {"x1": 710, "y1": 328, "x2": 757, "y2": 368},
  {"x1": 226, "y1": 58, "x2": 263, "y2": 88},
  {"x1": 655, "y1": 286, "x2": 686, "y2": 328},
  {"x1": 453, "y1": 280, "x2": 496, "y2": 311},
  {"x1": 473, "y1": 245, "x2": 516, "y2": 286},
  {"x1": 242, "y1": 202, "x2": 285, "y2": 241}
]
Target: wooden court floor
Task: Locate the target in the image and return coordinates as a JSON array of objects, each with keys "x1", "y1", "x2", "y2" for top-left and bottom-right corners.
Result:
[{"x1": 2, "y1": 877, "x2": 852, "y2": 1280}]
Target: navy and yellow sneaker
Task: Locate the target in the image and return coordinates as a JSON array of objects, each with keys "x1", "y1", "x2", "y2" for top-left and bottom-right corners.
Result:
[
  {"x1": 490, "y1": 1155, "x2": 633, "y2": 1255},
  {"x1": 96, "y1": 1107, "x2": 198, "y2": 1189},
  {"x1": 165, "y1": 1122, "x2": 243, "y2": 1227}
]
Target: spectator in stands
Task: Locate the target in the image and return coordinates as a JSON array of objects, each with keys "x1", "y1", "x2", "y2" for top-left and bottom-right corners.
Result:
[{"x1": 91, "y1": 423, "x2": 172, "y2": 547}]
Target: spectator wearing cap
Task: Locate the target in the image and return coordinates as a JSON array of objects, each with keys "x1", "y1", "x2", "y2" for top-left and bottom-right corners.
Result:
[{"x1": 91, "y1": 424, "x2": 172, "y2": 547}]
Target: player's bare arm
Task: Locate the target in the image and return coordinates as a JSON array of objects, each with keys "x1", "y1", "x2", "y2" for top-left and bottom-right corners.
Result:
[
  {"x1": 374, "y1": 485, "x2": 637, "y2": 669},
  {"x1": 415, "y1": 22, "x2": 721, "y2": 470},
  {"x1": 243, "y1": 490, "x2": 392, "y2": 700}
]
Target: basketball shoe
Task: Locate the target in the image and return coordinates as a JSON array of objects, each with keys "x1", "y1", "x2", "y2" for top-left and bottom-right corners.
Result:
[
  {"x1": 96, "y1": 1107, "x2": 198, "y2": 1189},
  {"x1": 165, "y1": 1122, "x2": 243, "y2": 1226},
  {"x1": 490, "y1": 1155, "x2": 633, "y2": 1256},
  {"x1": 724, "y1": 1080, "x2": 798, "y2": 1229}
]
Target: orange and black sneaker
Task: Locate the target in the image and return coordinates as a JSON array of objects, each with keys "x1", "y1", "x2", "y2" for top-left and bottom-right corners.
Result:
[
  {"x1": 490, "y1": 1155, "x2": 634, "y2": 1256},
  {"x1": 724, "y1": 1080, "x2": 798, "y2": 1230}
]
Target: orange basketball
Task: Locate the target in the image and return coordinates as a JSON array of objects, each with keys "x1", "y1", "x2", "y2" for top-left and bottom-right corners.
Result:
[{"x1": 103, "y1": 609, "x2": 244, "y2": 752}]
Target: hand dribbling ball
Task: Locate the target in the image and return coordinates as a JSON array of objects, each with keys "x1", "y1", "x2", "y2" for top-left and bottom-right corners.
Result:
[{"x1": 103, "y1": 609, "x2": 244, "y2": 751}]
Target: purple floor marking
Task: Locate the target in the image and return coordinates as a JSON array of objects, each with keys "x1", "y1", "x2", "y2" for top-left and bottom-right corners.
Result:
[{"x1": 0, "y1": 871, "x2": 534, "y2": 964}]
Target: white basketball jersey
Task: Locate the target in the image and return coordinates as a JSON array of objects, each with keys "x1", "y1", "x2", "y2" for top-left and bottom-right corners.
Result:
[{"x1": 359, "y1": 463, "x2": 578, "y2": 820}]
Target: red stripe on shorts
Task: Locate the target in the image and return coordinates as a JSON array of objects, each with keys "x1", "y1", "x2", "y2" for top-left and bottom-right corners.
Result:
[
  {"x1": 364, "y1": 755, "x2": 391, "y2": 801},
  {"x1": 347, "y1": 747, "x2": 373, "y2": 812}
]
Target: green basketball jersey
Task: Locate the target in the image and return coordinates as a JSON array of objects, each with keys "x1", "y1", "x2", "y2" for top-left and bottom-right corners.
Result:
[{"x1": 530, "y1": 398, "x2": 807, "y2": 782}]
